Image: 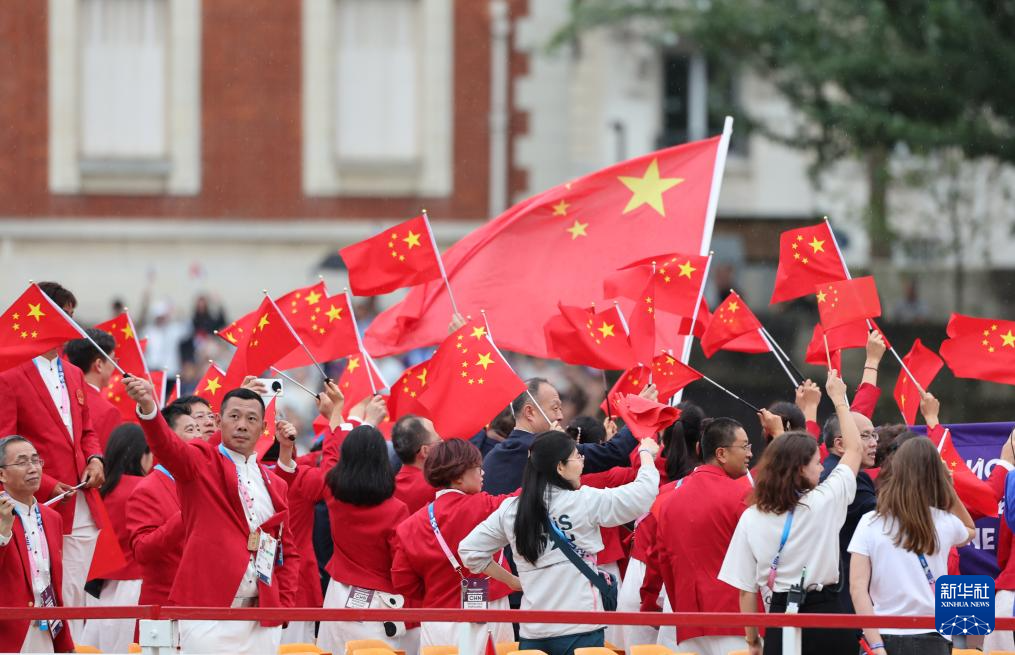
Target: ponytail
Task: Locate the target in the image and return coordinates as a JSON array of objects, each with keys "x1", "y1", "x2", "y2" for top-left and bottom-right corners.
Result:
[{"x1": 513, "y1": 431, "x2": 575, "y2": 564}]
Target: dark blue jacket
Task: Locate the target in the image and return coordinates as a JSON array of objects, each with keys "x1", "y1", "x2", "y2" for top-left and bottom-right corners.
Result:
[{"x1": 481, "y1": 426, "x2": 639, "y2": 495}]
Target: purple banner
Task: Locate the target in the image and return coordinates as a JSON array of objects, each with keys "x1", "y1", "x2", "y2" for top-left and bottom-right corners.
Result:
[{"x1": 912, "y1": 422, "x2": 1015, "y2": 577}]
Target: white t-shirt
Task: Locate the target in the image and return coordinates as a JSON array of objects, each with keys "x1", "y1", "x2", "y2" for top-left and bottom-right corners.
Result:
[
  {"x1": 719, "y1": 462, "x2": 857, "y2": 595},
  {"x1": 847, "y1": 508, "x2": 967, "y2": 634}
]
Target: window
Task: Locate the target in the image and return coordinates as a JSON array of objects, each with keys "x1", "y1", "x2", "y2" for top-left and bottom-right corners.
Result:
[
  {"x1": 49, "y1": 0, "x2": 201, "y2": 195},
  {"x1": 658, "y1": 51, "x2": 746, "y2": 155}
]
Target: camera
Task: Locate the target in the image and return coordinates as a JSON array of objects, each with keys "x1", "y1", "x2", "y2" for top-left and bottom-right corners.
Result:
[{"x1": 253, "y1": 378, "x2": 284, "y2": 404}]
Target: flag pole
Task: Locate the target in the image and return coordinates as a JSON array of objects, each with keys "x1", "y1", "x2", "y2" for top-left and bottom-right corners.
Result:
[
  {"x1": 30, "y1": 282, "x2": 127, "y2": 377},
  {"x1": 673, "y1": 251, "x2": 714, "y2": 406},
  {"x1": 122, "y1": 307, "x2": 155, "y2": 387},
  {"x1": 480, "y1": 309, "x2": 493, "y2": 340},
  {"x1": 270, "y1": 366, "x2": 322, "y2": 399},
  {"x1": 823, "y1": 217, "x2": 924, "y2": 391},
  {"x1": 759, "y1": 328, "x2": 799, "y2": 388},
  {"x1": 699, "y1": 372, "x2": 761, "y2": 413},
  {"x1": 822, "y1": 333, "x2": 833, "y2": 370},
  {"x1": 158, "y1": 369, "x2": 169, "y2": 408},
  {"x1": 263, "y1": 290, "x2": 329, "y2": 381},
  {"x1": 760, "y1": 325, "x2": 806, "y2": 383},
  {"x1": 344, "y1": 288, "x2": 382, "y2": 395},
  {"x1": 174, "y1": 374, "x2": 181, "y2": 400},
  {"x1": 421, "y1": 209, "x2": 461, "y2": 317}
]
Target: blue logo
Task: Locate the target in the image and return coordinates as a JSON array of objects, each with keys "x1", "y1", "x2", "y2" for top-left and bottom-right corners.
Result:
[{"x1": 935, "y1": 575, "x2": 994, "y2": 636}]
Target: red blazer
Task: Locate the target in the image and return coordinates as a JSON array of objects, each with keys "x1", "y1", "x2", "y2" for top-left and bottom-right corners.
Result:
[
  {"x1": 0, "y1": 504, "x2": 74, "y2": 653},
  {"x1": 393, "y1": 464, "x2": 437, "y2": 515},
  {"x1": 138, "y1": 413, "x2": 300, "y2": 625},
  {"x1": 0, "y1": 361, "x2": 103, "y2": 533},
  {"x1": 84, "y1": 383, "x2": 123, "y2": 452},
  {"x1": 392, "y1": 490, "x2": 512, "y2": 607},
  {"x1": 101, "y1": 474, "x2": 144, "y2": 580},
  {"x1": 126, "y1": 469, "x2": 183, "y2": 606}
]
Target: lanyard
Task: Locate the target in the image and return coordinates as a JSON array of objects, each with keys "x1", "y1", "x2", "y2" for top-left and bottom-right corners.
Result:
[
  {"x1": 427, "y1": 502, "x2": 465, "y2": 580},
  {"x1": 219, "y1": 444, "x2": 259, "y2": 528},
  {"x1": 917, "y1": 553, "x2": 935, "y2": 591},
  {"x1": 154, "y1": 464, "x2": 175, "y2": 481},
  {"x1": 767, "y1": 510, "x2": 795, "y2": 591},
  {"x1": 51, "y1": 358, "x2": 71, "y2": 427}
]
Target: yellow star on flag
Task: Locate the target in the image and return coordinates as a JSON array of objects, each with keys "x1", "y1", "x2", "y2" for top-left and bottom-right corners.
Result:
[
  {"x1": 204, "y1": 376, "x2": 222, "y2": 395},
  {"x1": 403, "y1": 231, "x2": 422, "y2": 249},
  {"x1": 816, "y1": 290, "x2": 827, "y2": 303},
  {"x1": 27, "y1": 303, "x2": 45, "y2": 322},
  {"x1": 257, "y1": 313, "x2": 270, "y2": 331},
  {"x1": 326, "y1": 305, "x2": 343, "y2": 322},
  {"x1": 347, "y1": 357, "x2": 360, "y2": 372},
  {"x1": 470, "y1": 326, "x2": 487, "y2": 340},
  {"x1": 416, "y1": 368, "x2": 428, "y2": 386},
  {"x1": 305, "y1": 290, "x2": 322, "y2": 305},
  {"x1": 552, "y1": 200, "x2": 570, "y2": 216},
  {"x1": 566, "y1": 220, "x2": 588, "y2": 240},
  {"x1": 728, "y1": 301, "x2": 740, "y2": 313},
  {"x1": 475, "y1": 353, "x2": 494, "y2": 370},
  {"x1": 618, "y1": 159, "x2": 684, "y2": 217},
  {"x1": 121, "y1": 323, "x2": 134, "y2": 340},
  {"x1": 1002, "y1": 330, "x2": 1015, "y2": 348},
  {"x1": 808, "y1": 237, "x2": 826, "y2": 253},
  {"x1": 677, "y1": 261, "x2": 696, "y2": 278},
  {"x1": 597, "y1": 322, "x2": 616, "y2": 338}
]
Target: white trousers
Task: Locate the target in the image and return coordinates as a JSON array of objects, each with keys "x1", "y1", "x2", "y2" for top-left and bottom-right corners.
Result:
[
  {"x1": 615, "y1": 558, "x2": 659, "y2": 650},
  {"x1": 317, "y1": 580, "x2": 419, "y2": 655},
  {"x1": 19, "y1": 625, "x2": 55, "y2": 653},
  {"x1": 984, "y1": 589, "x2": 1015, "y2": 651},
  {"x1": 78, "y1": 578, "x2": 142, "y2": 653},
  {"x1": 420, "y1": 596, "x2": 513, "y2": 651},
  {"x1": 62, "y1": 494, "x2": 98, "y2": 639},
  {"x1": 280, "y1": 620, "x2": 316, "y2": 645},
  {"x1": 657, "y1": 593, "x2": 676, "y2": 650},
  {"x1": 179, "y1": 597, "x2": 282, "y2": 655},
  {"x1": 674, "y1": 635, "x2": 746, "y2": 655}
]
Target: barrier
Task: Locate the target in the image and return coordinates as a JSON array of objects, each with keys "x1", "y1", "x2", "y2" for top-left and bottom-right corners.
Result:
[{"x1": 6, "y1": 606, "x2": 1015, "y2": 654}]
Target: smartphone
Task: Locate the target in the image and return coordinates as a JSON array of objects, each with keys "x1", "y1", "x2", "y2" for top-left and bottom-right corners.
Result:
[{"x1": 254, "y1": 378, "x2": 284, "y2": 403}]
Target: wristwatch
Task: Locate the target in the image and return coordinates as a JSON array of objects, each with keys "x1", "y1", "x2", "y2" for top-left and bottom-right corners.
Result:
[{"x1": 86, "y1": 455, "x2": 104, "y2": 467}]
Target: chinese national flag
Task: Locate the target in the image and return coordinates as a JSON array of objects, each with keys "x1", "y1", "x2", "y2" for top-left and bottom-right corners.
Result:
[
  {"x1": 545, "y1": 303, "x2": 636, "y2": 370},
  {"x1": 940, "y1": 313, "x2": 1015, "y2": 385},
  {"x1": 937, "y1": 428, "x2": 998, "y2": 518},
  {"x1": 365, "y1": 135, "x2": 724, "y2": 358},
  {"x1": 152, "y1": 370, "x2": 167, "y2": 408},
  {"x1": 626, "y1": 275, "x2": 658, "y2": 365},
  {"x1": 233, "y1": 296, "x2": 301, "y2": 379},
  {"x1": 340, "y1": 215, "x2": 443, "y2": 296},
  {"x1": 194, "y1": 362, "x2": 227, "y2": 411},
  {"x1": 601, "y1": 365, "x2": 651, "y2": 415},
  {"x1": 699, "y1": 292, "x2": 765, "y2": 358},
  {"x1": 217, "y1": 311, "x2": 257, "y2": 347},
  {"x1": 255, "y1": 397, "x2": 277, "y2": 458},
  {"x1": 0, "y1": 283, "x2": 85, "y2": 372},
  {"x1": 417, "y1": 320, "x2": 526, "y2": 438},
  {"x1": 610, "y1": 393, "x2": 681, "y2": 439},
  {"x1": 771, "y1": 222, "x2": 849, "y2": 303},
  {"x1": 600, "y1": 353, "x2": 702, "y2": 413},
  {"x1": 94, "y1": 311, "x2": 149, "y2": 378},
  {"x1": 86, "y1": 496, "x2": 127, "y2": 581},
  {"x1": 804, "y1": 321, "x2": 869, "y2": 371},
  {"x1": 604, "y1": 251, "x2": 709, "y2": 317},
  {"x1": 337, "y1": 351, "x2": 387, "y2": 411},
  {"x1": 893, "y1": 339, "x2": 943, "y2": 425},
  {"x1": 816, "y1": 276, "x2": 881, "y2": 330},
  {"x1": 274, "y1": 289, "x2": 359, "y2": 370},
  {"x1": 387, "y1": 360, "x2": 431, "y2": 420},
  {"x1": 104, "y1": 371, "x2": 138, "y2": 423}
]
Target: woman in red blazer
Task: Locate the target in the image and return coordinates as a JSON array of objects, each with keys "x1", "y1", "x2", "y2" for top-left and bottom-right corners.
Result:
[
  {"x1": 77, "y1": 424, "x2": 152, "y2": 653},
  {"x1": 392, "y1": 439, "x2": 519, "y2": 651}
]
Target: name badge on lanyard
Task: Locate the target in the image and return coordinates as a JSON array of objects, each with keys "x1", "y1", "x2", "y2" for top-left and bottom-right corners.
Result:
[
  {"x1": 254, "y1": 530, "x2": 278, "y2": 586},
  {"x1": 462, "y1": 578, "x2": 489, "y2": 610},
  {"x1": 345, "y1": 586, "x2": 375, "y2": 609}
]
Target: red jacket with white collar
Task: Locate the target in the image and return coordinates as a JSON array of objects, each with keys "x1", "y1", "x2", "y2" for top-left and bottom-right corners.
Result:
[
  {"x1": 0, "y1": 360, "x2": 104, "y2": 533},
  {"x1": 138, "y1": 413, "x2": 300, "y2": 625},
  {"x1": 0, "y1": 503, "x2": 75, "y2": 653},
  {"x1": 125, "y1": 467, "x2": 183, "y2": 606}
]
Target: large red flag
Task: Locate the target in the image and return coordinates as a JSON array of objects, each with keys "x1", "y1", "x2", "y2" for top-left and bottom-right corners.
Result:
[
  {"x1": 387, "y1": 360, "x2": 431, "y2": 420},
  {"x1": 771, "y1": 222, "x2": 849, "y2": 303},
  {"x1": 816, "y1": 276, "x2": 881, "y2": 330},
  {"x1": 365, "y1": 135, "x2": 725, "y2": 358},
  {"x1": 273, "y1": 291, "x2": 359, "y2": 370},
  {"x1": 940, "y1": 313, "x2": 1015, "y2": 386},
  {"x1": 340, "y1": 215, "x2": 443, "y2": 296},
  {"x1": 417, "y1": 319, "x2": 526, "y2": 438},
  {"x1": 604, "y1": 251, "x2": 709, "y2": 317},
  {"x1": 699, "y1": 292, "x2": 765, "y2": 358},
  {"x1": 937, "y1": 428, "x2": 998, "y2": 518},
  {"x1": 95, "y1": 311, "x2": 149, "y2": 379},
  {"x1": 0, "y1": 283, "x2": 85, "y2": 372},
  {"x1": 545, "y1": 303, "x2": 637, "y2": 370},
  {"x1": 893, "y1": 339, "x2": 943, "y2": 425}
]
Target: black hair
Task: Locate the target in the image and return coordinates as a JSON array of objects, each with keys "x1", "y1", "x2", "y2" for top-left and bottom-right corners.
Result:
[
  {"x1": 100, "y1": 424, "x2": 150, "y2": 497},
  {"x1": 700, "y1": 417, "x2": 744, "y2": 464},
  {"x1": 510, "y1": 378, "x2": 550, "y2": 416},
  {"x1": 221, "y1": 388, "x2": 265, "y2": 416},
  {"x1": 161, "y1": 403, "x2": 193, "y2": 431},
  {"x1": 391, "y1": 415, "x2": 430, "y2": 464},
  {"x1": 666, "y1": 401, "x2": 705, "y2": 465},
  {"x1": 38, "y1": 281, "x2": 77, "y2": 312},
  {"x1": 514, "y1": 430, "x2": 576, "y2": 564},
  {"x1": 64, "y1": 329, "x2": 116, "y2": 374},
  {"x1": 822, "y1": 414, "x2": 841, "y2": 450},
  {"x1": 325, "y1": 425, "x2": 395, "y2": 506},
  {"x1": 488, "y1": 406, "x2": 515, "y2": 438},
  {"x1": 565, "y1": 416, "x2": 606, "y2": 444},
  {"x1": 661, "y1": 421, "x2": 694, "y2": 481},
  {"x1": 175, "y1": 395, "x2": 212, "y2": 411},
  {"x1": 768, "y1": 401, "x2": 806, "y2": 433}
]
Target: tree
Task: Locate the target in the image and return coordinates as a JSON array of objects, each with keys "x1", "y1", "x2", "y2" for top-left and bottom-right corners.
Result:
[{"x1": 557, "y1": 0, "x2": 1015, "y2": 260}]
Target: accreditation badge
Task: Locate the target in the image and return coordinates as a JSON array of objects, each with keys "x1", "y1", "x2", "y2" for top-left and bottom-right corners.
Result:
[
  {"x1": 461, "y1": 578, "x2": 489, "y2": 610},
  {"x1": 254, "y1": 531, "x2": 278, "y2": 585}
]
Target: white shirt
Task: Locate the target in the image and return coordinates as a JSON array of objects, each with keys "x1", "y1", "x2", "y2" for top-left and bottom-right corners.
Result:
[
  {"x1": 33, "y1": 356, "x2": 72, "y2": 436},
  {"x1": 220, "y1": 445, "x2": 276, "y2": 599},
  {"x1": 0, "y1": 497, "x2": 52, "y2": 602},
  {"x1": 848, "y1": 508, "x2": 967, "y2": 634},
  {"x1": 719, "y1": 462, "x2": 857, "y2": 595}
]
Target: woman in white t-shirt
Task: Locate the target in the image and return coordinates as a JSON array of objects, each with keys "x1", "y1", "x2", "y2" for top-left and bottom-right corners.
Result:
[
  {"x1": 848, "y1": 436, "x2": 976, "y2": 655},
  {"x1": 718, "y1": 370, "x2": 862, "y2": 655}
]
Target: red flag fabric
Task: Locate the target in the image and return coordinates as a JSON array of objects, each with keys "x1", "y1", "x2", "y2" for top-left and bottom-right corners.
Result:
[
  {"x1": 273, "y1": 291, "x2": 359, "y2": 370},
  {"x1": 610, "y1": 393, "x2": 681, "y2": 439},
  {"x1": 86, "y1": 496, "x2": 128, "y2": 580},
  {"x1": 194, "y1": 362, "x2": 228, "y2": 411},
  {"x1": 337, "y1": 351, "x2": 387, "y2": 412},
  {"x1": 678, "y1": 298, "x2": 765, "y2": 354},
  {"x1": 816, "y1": 276, "x2": 881, "y2": 330},
  {"x1": 94, "y1": 311, "x2": 148, "y2": 378},
  {"x1": 771, "y1": 222, "x2": 849, "y2": 303},
  {"x1": 104, "y1": 371, "x2": 138, "y2": 423},
  {"x1": 600, "y1": 353, "x2": 702, "y2": 413},
  {"x1": 804, "y1": 321, "x2": 869, "y2": 371},
  {"x1": 364, "y1": 135, "x2": 723, "y2": 358},
  {"x1": 604, "y1": 251, "x2": 709, "y2": 317},
  {"x1": 417, "y1": 320, "x2": 526, "y2": 438},
  {"x1": 892, "y1": 339, "x2": 943, "y2": 425},
  {"x1": 152, "y1": 370, "x2": 167, "y2": 409},
  {"x1": 254, "y1": 397, "x2": 277, "y2": 458},
  {"x1": 938, "y1": 429, "x2": 998, "y2": 518},
  {"x1": 601, "y1": 365, "x2": 651, "y2": 415},
  {"x1": 626, "y1": 275, "x2": 658, "y2": 365},
  {"x1": 545, "y1": 303, "x2": 636, "y2": 370},
  {"x1": 0, "y1": 283, "x2": 85, "y2": 372},
  {"x1": 940, "y1": 313, "x2": 1015, "y2": 385},
  {"x1": 699, "y1": 292, "x2": 765, "y2": 358},
  {"x1": 231, "y1": 296, "x2": 302, "y2": 379},
  {"x1": 387, "y1": 360, "x2": 431, "y2": 420},
  {"x1": 340, "y1": 215, "x2": 443, "y2": 296}
]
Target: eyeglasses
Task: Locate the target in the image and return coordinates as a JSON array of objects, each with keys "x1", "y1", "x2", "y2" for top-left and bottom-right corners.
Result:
[
  {"x1": 565, "y1": 453, "x2": 585, "y2": 463},
  {"x1": 726, "y1": 443, "x2": 753, "y2": 452},
  {"x1": 860, "y1": 431, "x2": 879, "y2": 443},
  {"x1": 190, "y1": 411, "x2": 216, "y2": 422},
  {"x1": 0, "y1": 456, "x2": 44, "y2": 469}
]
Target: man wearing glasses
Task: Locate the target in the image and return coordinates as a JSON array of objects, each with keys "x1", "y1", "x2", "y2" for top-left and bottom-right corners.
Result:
[{"x1": 0, "y1": 435, "x2": 76, "y2": 653}]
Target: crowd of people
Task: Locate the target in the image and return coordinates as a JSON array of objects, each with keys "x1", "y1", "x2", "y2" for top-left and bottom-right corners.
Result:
[{"x1": 1, "y1": 281, "x2": 1014, "y2": 655}]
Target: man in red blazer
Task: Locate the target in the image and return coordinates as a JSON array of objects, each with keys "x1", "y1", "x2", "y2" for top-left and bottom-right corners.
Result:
[
  {"x1": 391, "y1": 415, "x2": 440, "y2": 513},
  {"x1": 64, "y1": 329, "x2": 123, "y2": 451},
  {"x1": 0, "y1": 435, "x2": 76, "y2": 653},
  {"x1": 0, "y1": 282, "x2": 105, "y2": 635},
  {"x1": 124, "y1": 376, "x2": 300, "y2": 654}
]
